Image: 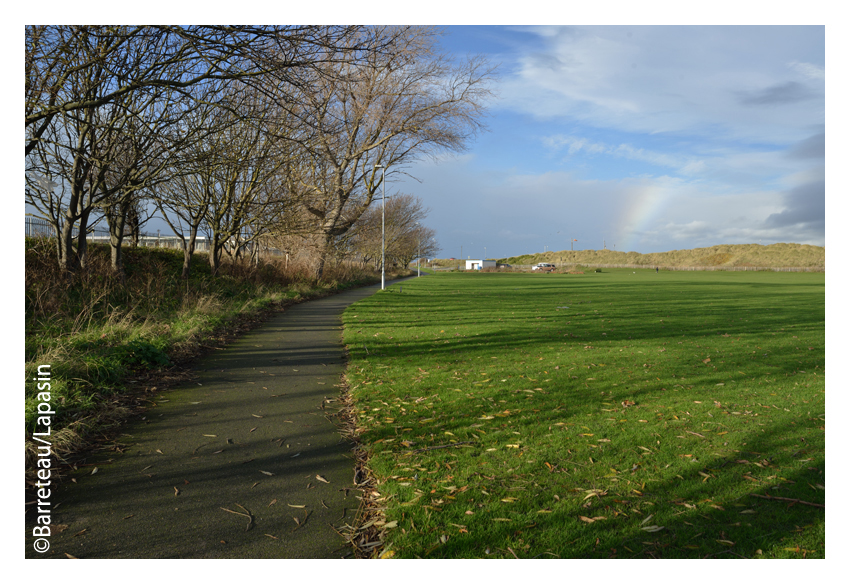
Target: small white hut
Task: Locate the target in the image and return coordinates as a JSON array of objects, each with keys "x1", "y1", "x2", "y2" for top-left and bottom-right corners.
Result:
[{"x1": 465, "y1": 259, "x2": 497, "y2": 270}]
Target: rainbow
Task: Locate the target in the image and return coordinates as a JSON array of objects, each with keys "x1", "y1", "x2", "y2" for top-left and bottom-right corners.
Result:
[{"x1": 615, "y1": 180, "x2": 673, "y2": 253}]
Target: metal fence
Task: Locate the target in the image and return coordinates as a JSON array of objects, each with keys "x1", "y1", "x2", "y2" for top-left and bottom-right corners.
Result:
[
  {"x1": 25, "y1": 216, "x2": 286, "y2": 257},
  {"x1": 26, "y1": 216, "x2": 111, "y2": 240}
]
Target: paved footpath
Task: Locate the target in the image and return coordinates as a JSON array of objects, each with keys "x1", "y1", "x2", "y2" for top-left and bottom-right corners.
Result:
[{"x1": 26, "y1": 280, "x2": 403, "y2": 559}]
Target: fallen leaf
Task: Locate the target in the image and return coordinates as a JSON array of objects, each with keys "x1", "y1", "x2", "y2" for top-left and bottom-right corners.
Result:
[
  {"x1": 260, "y1": 470, "x2": 274, "y2": 476},
  {"x1": 316, "y1": 475, "x2": 330, "y2": 483}
]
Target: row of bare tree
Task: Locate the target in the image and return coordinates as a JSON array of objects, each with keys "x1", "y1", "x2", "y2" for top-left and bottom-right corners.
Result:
[{"x1": 25, "y1": 26, "x2": 493, "y2": 280}]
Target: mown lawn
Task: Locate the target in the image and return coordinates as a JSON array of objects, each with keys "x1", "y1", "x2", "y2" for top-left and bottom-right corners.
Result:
[{"x1": 342, "y1": 269, "x2": 825, "y2": 558}]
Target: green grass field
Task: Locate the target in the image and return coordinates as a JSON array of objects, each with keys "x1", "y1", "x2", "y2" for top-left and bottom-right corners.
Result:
[{"x1": 342, "y1": 268, "x2": 825, "y2": 558}]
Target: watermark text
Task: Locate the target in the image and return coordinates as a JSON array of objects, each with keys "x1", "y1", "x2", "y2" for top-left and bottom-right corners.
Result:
[{"x1": 31, "y1": 364, "x2": 53, "y2": 553}]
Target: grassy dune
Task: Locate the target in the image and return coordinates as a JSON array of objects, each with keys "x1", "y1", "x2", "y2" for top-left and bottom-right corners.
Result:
[
  {"x1": 431, "y1": 243, "x2": 824, "y2": 270},
  {"x1": 503, "y1": 243, "x2": 824, "y2": 269}
]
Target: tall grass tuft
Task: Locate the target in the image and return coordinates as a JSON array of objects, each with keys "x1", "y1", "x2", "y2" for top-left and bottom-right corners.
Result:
[{"x1": 25, "y1": 238, "x2": 381, "y2": 480}]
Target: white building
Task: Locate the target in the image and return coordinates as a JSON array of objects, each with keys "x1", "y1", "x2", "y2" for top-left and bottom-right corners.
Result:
[{"x1": 465, "y1": 259, "x2": 497, "y2": 270}]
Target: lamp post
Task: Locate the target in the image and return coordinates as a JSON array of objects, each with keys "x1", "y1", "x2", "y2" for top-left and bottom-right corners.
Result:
[
  {"x1": 374, "y1": 164, "x2": 386, "y2": 289},
  {"x1": 415, "y1": 222, "x2": 421, "y2": 277}
]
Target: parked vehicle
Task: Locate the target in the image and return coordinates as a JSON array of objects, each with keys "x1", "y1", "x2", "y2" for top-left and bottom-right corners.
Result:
[{"x1": 532, "y1": 263, "x2": 556, "y2": 271}]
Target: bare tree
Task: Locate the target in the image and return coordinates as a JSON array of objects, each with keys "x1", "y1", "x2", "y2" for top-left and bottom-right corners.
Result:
[
  {"x1": 25, "y1": 26, "x2": 190, "y2": 272},
  {"x1": 26, "y1": 97, "x2": 114, "y2": 273},
  {"x1": 348, "y1": 193, "x2": 431, "y2": 269},
  {"x1": 156, "y1": 119, "x2": 218, "y2": 279},
  {"x1": 281, "y1": 26, "x2": 495, "y2": 280},
  {"x1": 97, "y1": 85, "x2": 198, "y2": 276},
  {"x1": 188, "y1": 86, "x2": 299, "y2": 276},
  {"x1": 27, "y1": 61, "x2": 188, "y2": 275},
  {"x1": 25, "y1": 26, "x2": 381, "y2": 155},
  {"x1": 25, "y1": 25, "x2": 395, "y2": 274},
  {"x1": 395, "y1": 224, "x2": 439, "y2": 269}
]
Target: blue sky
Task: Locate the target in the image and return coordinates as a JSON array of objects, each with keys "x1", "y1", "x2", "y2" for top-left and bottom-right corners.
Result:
[{"x1": 391, "y1": 25, "x2": 825, "y2": 259}]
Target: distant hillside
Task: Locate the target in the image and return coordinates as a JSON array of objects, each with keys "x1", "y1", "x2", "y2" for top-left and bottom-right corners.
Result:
[{"x1": 499, "y1": 243, "x2": 824, "y2": 269}]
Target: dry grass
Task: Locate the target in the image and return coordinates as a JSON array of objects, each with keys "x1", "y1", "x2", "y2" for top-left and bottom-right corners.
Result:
[
  {"x1": 329, "y1": 374, "x2": 393, "y2": 558},
  {"x1": 498, "y1": 243, "x2": 825, "y2": 270},
  {"x1": 24, "y1": 238, "x2": 381, "y2": 481}
]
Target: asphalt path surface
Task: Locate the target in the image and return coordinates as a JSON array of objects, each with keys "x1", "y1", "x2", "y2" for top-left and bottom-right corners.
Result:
[{"x1": 26, "y1": 279, "x2": 408, "y2": 559}]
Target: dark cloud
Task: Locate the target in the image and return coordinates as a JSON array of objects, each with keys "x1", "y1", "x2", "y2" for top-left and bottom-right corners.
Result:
[
  {"x1": 737, "y1": 81, "x2": 814, "y2": 106},
  {"x1": 763, "y1": 179, "x2": 825, "y2": 229},
  {"x1": 787, "y1": 132, "x2": 825, "y2": 159},
  {"x1": 528, "y1": 52, "x2": 572, "y2": 73}
]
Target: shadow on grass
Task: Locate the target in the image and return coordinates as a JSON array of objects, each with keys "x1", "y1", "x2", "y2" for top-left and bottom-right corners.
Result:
[
  {"x1": 345, "y1": 272, "x2": 824, "y2": 558},
  {"x1": 405, "y1": 419, "x2": 825, "y2": 559}
]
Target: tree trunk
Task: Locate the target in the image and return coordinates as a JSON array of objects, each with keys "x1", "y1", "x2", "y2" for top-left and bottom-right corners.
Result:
[
  {"x1": 75, "y1": 207, "x2": 91, "y2": 270},
  {"x1": 251, "y1": 241, "x2": 260, "y2": 266},
  {"x1": 313, "y1": 255, "x2": 326, "y2": 282},
  {"x1": 181, "y1": 225, "x2": 199, "y2": 279},
  {"x1": 209, "y1": 232, "x2": 223, "y2": 277},
  {"x1": 106, "y1": 207, "x2": 127, "y2": 278},
  {"x1": 128, "y1": 204, "x2": 141, "y2": 247},
  {"x1": 313, "y1": 233, "x2": 333, "y2": 282},
  {"x1": 59, "y1": 214, "x2": 79, "y2": 273},
  {"x1": 110, "y1": 233, "x2": 125, "y2": 278},
  {"x1": 51, "y1": 219, "x2": 64, "y2": 269}
]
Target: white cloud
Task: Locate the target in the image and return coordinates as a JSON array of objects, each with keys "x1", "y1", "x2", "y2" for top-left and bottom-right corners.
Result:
[
  {"x1": 498, "y1": 26, "x2": 824, "y2": 144},
  {"x1": 543, "y1": 134, "x2": 693, "y2": 170},
  {"x1": 788, "y1": 60, "x2": 825, "y2": 80}
]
